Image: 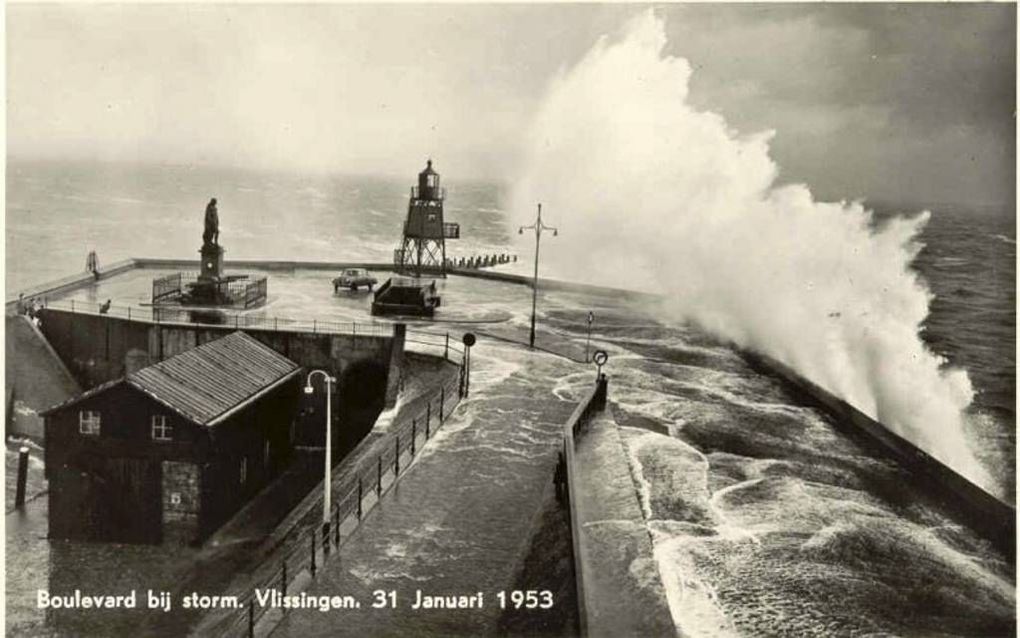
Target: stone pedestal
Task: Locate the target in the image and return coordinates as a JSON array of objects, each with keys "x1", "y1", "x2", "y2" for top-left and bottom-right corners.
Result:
[{"x1": 199, "y1": 244, "x2": 224, "y2": 282}]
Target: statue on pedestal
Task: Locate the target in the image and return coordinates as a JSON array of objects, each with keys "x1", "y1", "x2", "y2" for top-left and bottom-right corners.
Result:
[
  {"x1": 203, "y1": 198, "x2": 219, "y2": 246},
  {"x1": 199, "y1": 198, "x2": 224, "y2": 283}
]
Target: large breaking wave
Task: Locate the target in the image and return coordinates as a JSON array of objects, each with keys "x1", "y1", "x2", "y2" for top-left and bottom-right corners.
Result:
[{"x1": 511, "y1": 11, "x2": 988, "y2": 488}]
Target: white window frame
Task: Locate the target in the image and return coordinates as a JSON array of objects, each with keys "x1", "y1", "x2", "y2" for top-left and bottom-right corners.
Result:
[
  {"x1": 151, "y1": 415, "x2": 172, "y2": 442},
  {"x1": 79, "y1": 410, "x2": 101, "y2": 436}
]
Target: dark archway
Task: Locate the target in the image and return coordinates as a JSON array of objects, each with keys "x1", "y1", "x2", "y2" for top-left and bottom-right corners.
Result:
[{"x1": 335, "y1": 359, "x2": 389, "y2": 459}]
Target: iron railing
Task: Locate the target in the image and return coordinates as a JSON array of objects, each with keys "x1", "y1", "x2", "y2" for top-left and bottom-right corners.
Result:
[
  {"x1": 39, "y1": 300, "x2": 469, "y2": 362},
  {"x1": 406, "y1": 328, "x2": 465, "y2": 359},
  {"x1": 151, "y1": 273, "x2": 182, "y2": 303},
  {"x1": 40, "y1": 299, "x2": 393, "y2": 337},
  {"x1": 212, "y1": 372, "x2": 466, "y2": 637},
  {"x1": 150, "y1": 271, "x2": 267, "y2": 309},
  {"x1": 410, "y1": 185, "x2": 446, "y2": 201}
]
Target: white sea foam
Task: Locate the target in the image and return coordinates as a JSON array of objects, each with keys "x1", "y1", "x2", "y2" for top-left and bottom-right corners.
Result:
[
  {"x1": 650, "y1": 529, "x2": 741, "y2": 638},
  {"x1": 511, "y1": 9, "x2": 988, "y2": 489}
]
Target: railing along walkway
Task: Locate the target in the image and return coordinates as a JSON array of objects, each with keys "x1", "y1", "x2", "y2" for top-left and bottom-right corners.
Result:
[{"x1": 205, "y1": 371, "x2": 466, "y2": 637}]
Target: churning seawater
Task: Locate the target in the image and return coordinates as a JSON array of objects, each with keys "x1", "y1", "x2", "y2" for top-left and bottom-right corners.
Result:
[{"x1": 5, "y1": 159, "x2": 1015, "y2": 635}]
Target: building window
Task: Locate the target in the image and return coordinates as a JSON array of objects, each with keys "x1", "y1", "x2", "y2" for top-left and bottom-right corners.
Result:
[
  {"x1": 79, "y1": 410, "x2": 101, "y2": 436},
  {"x1": 151, "y1": 415, "x2": 172, "y2": 442},
  {"x1": 240, "y1": 457, "x2": 247, "y2": 484}
]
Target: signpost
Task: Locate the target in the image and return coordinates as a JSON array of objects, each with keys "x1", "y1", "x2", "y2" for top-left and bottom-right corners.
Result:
[{"x1": 585, "y1": 311, "x2": 595, "y2": 362}]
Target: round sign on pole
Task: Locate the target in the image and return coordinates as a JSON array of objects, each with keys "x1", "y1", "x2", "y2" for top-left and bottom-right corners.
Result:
[
  {"x1": 462, "y1": 333, "x2": 476, "y2": 347},
  {"x1": 592, "y1": 350, "x2": 608, "y2": 366}
]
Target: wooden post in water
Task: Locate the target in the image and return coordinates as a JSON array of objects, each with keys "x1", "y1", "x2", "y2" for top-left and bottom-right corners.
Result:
[
  {"x1": 15, "y1": 447, "x2": 29, "y2": 509},
  {"x1": 377, "y1": 457, "x2": 383, "y2": 497},
  {"x1": 440, "y1": 388, "x2": 445, "y2": 425},
  {"x1": 411, "y1": 420, "x2": 417, "y2": 455},
  {"x1": 281, "y1": 561, "x2": 288, "y2": 596},
  {"x1": 248, "y1": 598, "x2": 254, "y2": 637},
  {"x1": 357, "y1": 478, "x2": 363, "y2": 519}
]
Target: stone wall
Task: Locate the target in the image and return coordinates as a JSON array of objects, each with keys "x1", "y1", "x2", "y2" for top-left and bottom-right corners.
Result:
[{"x1": 38, "y1": 309, "x2": 400, "y2": 398}]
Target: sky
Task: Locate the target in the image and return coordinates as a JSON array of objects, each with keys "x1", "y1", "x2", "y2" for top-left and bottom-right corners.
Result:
[{"x1": 6, "y1": 3, "x2": 1016, "y2": 209}]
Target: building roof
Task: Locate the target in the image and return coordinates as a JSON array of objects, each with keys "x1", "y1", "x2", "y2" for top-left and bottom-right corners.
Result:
[{"x1": 42, "y1": 332, "x2": 301, "y2": 426}]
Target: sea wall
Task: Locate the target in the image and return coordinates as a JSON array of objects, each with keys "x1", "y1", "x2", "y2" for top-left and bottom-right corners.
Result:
[
  {"x1": 563, "y1": 376, "x2": 674, "y2": 637},
  {"x1": 5, "y1": 257, "x2": 656, "y2": 311},
  {"x1": 36, "y1": 309, "x2": 399, "y2": 403},
  {"x1": 5, "y1": 258, "x2": 136, "y2": 308},
  {"x1": 5, "y1": 315, "x2": 82, "y2": 439},
  {"x1": 745, "y1": 352, "x2": 1015, "y2": 562},
  {"x1": 12, "y1": 259, "x2": 1011, "y2": 561}
]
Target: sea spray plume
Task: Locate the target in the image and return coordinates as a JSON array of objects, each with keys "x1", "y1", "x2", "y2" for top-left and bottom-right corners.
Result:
[{"x1": 511, "y1": 11, "x2": 989, "y2": 489}]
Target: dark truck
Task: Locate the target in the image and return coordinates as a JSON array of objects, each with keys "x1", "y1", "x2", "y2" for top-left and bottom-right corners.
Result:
[
  {"x1": 333, "y1": 268, "x2": 378, "y2": 292},
  {"x1": 371, "y1": 277, "x2": 441, "y2": 317}
]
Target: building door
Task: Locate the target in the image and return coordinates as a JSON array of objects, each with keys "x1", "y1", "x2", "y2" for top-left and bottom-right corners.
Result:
[{"x1": 96, "y1": 457, "x2": 162, "y2": 543}]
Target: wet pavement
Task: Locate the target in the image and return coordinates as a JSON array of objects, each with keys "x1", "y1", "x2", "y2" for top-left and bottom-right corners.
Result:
[
  {"x1": 8, "y1": 265, "x2": 1013, "y2": 637},
  {"x1": 269, "y1": 339, "x2": 590, "y2": 637}
]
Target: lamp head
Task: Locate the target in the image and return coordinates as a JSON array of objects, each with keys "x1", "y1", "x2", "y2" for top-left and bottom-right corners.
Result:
[{"x1": 304, "y1": 385, "x2": 314, "y2": 395}]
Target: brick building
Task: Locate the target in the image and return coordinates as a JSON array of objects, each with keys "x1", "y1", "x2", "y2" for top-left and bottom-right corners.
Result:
[{"x1": 41, "y1": 331, "x2": 302, "y2": 545}]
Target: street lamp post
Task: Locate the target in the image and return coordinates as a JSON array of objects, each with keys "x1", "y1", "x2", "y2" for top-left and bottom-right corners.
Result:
[
  {"x1": 304, "y1": 370, "x2": 337, "y2": 528},
  {"x1": 519, "y1": 203, "x2": 558, "y2": 348}
]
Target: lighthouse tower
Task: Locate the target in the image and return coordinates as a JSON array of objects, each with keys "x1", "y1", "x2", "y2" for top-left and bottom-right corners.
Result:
[{"x1": 394, "y1": 159, "x2": 459, "y2": 277}]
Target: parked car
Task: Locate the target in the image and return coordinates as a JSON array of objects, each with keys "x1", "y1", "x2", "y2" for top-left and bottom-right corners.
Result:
[{"x1": 333, "y1": 268, "x2": 378, "y2": 292}]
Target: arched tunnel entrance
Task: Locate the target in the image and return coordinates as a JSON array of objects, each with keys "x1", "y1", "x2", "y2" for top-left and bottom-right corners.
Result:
[
  {"x1": 296, "y1": 359, "x2": 389, "y2": 462},
  {"x1": 334, "y1": 359, "x2": 389, "y2": 459}
]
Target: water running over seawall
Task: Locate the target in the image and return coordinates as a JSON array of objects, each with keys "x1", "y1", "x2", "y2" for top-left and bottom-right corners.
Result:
[{"x1": 510, "y1": 10, "x2": 990, "y2": 492}]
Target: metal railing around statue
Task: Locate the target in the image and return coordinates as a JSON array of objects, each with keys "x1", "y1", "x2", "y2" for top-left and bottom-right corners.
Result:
[
  {"x1": 212, "y1": 372, "x2": 466, "y2": 637},
  {"x1": 150, "y1": 271, "x2": 267, "y2": 309}
]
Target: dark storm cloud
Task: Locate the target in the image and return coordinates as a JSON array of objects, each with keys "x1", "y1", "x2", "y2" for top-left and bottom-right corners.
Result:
[
  {"x1": 658, "y1": 3, "x2": 1014, "y2": 208},
  {"x1": 6, "y1": 4, "x2": 1014, "y2": 208},
  {"x1": 813, "y1": 4, "x2": 1015, "y2": 129}
]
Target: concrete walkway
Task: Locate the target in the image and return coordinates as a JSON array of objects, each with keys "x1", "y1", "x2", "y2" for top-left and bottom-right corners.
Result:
[
  {"x1": 268, "y1": 341, "x2": 582, "y2": 638},
  {"x1": 136, "y1": 357, "x2": 460, "y2": 637},
  {"x1": 185, "y1": 356, "x2": 462, "y2": 636}
]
